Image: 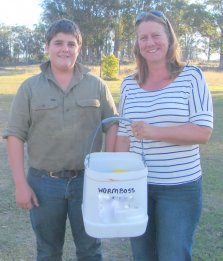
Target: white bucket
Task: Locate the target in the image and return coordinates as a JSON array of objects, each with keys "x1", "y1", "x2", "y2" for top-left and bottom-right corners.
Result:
[{"x1": 82, "y1": 151, "x2": 148, "y2": 238}]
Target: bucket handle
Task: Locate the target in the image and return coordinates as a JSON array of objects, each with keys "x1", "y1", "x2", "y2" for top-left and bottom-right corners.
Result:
[{"x1": 85, "y1": 116, "x2": 146, "y2": 167}]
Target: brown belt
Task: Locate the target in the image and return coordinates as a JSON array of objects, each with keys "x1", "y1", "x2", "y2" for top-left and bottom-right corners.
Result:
[{"x1": 48, "y1": 169, "x2": 84, "y2": 178}]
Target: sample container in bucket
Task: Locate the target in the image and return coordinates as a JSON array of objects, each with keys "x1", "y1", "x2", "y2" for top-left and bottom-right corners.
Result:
[{"x1": 82, "y1": 117, "x2": 148, "y2": 238}]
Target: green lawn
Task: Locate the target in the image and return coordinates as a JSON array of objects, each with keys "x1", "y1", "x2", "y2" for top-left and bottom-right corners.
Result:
[
  {"x1": 193, "y1": 92, "x2": 223, "y2": 261},
  {"x1": 0, "y1": 65, "x2": 222, "y2": 260}
]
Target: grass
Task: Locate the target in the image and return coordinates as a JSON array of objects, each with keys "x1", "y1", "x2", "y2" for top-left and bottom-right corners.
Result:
[
  {"x1": 192, "y1": 92, "x2": 223, "y2": 261},
  {"x1": 0, "y1": 64, "x2": 222, "y2": 261},
  {"x1": 0, "y1": 65, "x2": 40, "y2": 95}
]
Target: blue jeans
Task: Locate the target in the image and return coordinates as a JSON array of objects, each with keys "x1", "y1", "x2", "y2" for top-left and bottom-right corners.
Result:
[
  {"x1": 27, "y1": 168, "x2": 102, "y2": 261},
  {"x1": 131, "y1": 178, "x2": 202, "y2": 261}
]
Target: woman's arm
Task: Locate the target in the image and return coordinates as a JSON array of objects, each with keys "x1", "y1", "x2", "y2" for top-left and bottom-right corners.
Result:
[
  {"x1": 132, "y1": 122, "x2": 212, "y2": 145},
  {"x1": 104, "y1": 123, "x2": 118, "y2": 152},
  {"x1": 115, "y1": 135, "x2": 130, "y2": 152}
]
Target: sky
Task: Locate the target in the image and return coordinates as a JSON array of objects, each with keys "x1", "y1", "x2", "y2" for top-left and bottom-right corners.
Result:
[
  {"x1": 0, "y1": 0, "x2": 42, "y2": 28},
  {"x1": 0, "y1": 0, "x2": 202, "y2": 28}
]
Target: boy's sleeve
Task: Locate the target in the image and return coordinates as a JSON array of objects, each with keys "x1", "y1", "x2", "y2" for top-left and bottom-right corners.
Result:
[{"x1": 3, "y1": 82, "x2": 31, "y2": 142}]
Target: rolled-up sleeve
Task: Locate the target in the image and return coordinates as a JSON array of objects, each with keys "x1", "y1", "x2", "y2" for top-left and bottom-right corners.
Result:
[
  {"x1": 3, "y1": 82, "x2": 31, "y2": 142},
  {"x1": 189, "y1": 68, "x2": 213, "y2": 129}
]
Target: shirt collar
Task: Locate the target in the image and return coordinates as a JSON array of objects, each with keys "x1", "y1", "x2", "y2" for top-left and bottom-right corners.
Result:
[{"x1": 40, "y1": 61, "x2": 90, "y2": 86}]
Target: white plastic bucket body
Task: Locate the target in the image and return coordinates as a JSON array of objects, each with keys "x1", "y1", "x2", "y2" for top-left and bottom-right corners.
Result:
[{"x1": 82, "y1": 152, "x2": 148, "y2": 238}]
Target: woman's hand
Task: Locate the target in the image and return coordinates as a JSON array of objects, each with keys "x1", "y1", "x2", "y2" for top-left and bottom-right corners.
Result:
[{"x1": 132, "y1": 121, "x2": 155, "y2": 140}]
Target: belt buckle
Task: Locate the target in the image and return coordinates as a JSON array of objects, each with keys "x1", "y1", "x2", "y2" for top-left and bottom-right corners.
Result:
[
  {"x1": 72, "y1": 170, "x2": 79, "y2": 178},
  {"x1": 48, "y1": 170, "x2": 82, "y2": 178},
  {"x1": 49, "y1": 171, "x2": 59, "y2": 178}
]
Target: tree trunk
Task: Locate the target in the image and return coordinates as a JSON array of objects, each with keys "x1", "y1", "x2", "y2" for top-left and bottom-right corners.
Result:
[
  {"x1": 207, "y1": 37, "x2": 211, "y2": 62},
  {"x1": 219, "y1": 28, "x2": 223, "y2": 67}
]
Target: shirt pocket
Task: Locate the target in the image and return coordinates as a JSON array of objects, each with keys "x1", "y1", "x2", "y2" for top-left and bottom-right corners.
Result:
[
  {"x1": 30, "y1": 99, "x2": 60, "y2": 131},
  {"x1": 31, "y1": 99, "x2": 59, "y2": 111},
  {"x1": 75, "y1": 99, "x2": 101, "y2": 125},
  {"x1": 76, "y1": 99, "x2": 100, "y2": 108}
]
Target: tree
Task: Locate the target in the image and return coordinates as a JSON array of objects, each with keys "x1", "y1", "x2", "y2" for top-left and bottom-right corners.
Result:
[
  {"x1": 0, "y1": 24, "x2": 46, "y2": 64},
  {"x1": 0, "y1": 24, "x2": 12, "y2": 63},
  {"x1": 41, "y1": 0, "x2": 119, "y2": 63},
  {"x1": 32, "y1": 24, "x2": 46, "y2": 61},
  {"x1": 0, "y1": 0, "x2": 221, "y2": 65},
  {"x1": 205, "y1": 0, "x2": 223, "y2": 67},
  {"x1": 11, "y1": 26, "x2": 34, "y2": 62},
  {"x1": 179, "y1": 4, "x2": 217, "y2": 60}
]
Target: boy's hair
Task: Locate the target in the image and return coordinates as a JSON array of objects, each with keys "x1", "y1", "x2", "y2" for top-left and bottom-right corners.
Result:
[{"x1": 46, "y1": 19, "x2": 82, "y2": 46}]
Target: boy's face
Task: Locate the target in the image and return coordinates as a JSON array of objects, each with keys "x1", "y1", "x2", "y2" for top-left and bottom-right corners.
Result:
[{"x1": 46, "y1": 32, "x2": 81, "y2": 72}]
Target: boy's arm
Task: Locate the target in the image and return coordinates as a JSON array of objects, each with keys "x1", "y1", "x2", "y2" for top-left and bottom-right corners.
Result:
[{"x1": 7, "y1": 136, "x2": 39, "y2": 209}]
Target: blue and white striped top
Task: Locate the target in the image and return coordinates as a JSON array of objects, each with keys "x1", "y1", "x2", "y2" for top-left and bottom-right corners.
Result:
[{"x1": 117, "y1": 66, "x2": 213, "y2": 185}]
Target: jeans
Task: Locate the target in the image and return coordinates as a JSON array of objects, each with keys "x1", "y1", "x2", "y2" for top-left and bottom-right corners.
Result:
[
  {"x1": 131, "y1": 178, "x2": 202, "y2": 261},
  {"x1": 27, "y1": 167, "x2": 102, "y2": 261}
]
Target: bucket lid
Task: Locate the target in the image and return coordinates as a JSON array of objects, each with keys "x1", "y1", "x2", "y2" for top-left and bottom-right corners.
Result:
[{"x1": 84, "y1": 152, "x2": 147, "y2": 181}]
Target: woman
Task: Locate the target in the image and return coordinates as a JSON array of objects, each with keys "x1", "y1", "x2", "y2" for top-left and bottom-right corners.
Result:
[{"x1": 115, "y1": 11, "x2": 213, "y2": 261}]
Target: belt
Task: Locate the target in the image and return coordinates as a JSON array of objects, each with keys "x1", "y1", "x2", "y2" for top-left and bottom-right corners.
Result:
[{"x1": 48, "y1": 169, "x2": 84, "y2": 178}]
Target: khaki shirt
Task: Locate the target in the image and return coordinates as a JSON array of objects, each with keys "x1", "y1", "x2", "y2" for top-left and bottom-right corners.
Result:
[{"x1": 3, "y1": 61, "x2": 118, "y2": 171}]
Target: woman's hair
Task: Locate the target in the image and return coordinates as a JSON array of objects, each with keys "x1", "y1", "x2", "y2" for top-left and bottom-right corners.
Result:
[
  {"x1": 134, "y1": 11, "x2": 186, "y2": 84},
  {"x1": 45, "y1": 19, "x2": 82, "y2": 46}
]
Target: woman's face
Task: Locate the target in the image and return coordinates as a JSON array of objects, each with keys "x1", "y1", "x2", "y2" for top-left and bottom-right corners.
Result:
[
  {"x1": 137, "y1": 21, "x2": 169, "y2": 65},
  {"x1": 46, "y1": 32, "x2": 81, "y2": 73}
]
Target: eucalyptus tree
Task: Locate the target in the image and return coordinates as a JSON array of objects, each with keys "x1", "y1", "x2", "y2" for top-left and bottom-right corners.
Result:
[
  {"x1": 205, "y1": 0, "x2": 223, "y2": 66},
  {"x1": 119, "y1": 12, "x2": 135, "y2": 60},
  {"x1": 0, "y1": 24, "x2": 45, "y2": 64},
  {"x1": 0, "y1": 24, "x2": 12, "y2": 63},
  {"x1": 148, "y1": 0, "x2": 188, "y2": 33},
  {"x1": 116, "y1": 0, "x2": 155, "y2": 60},
  {"x1": 32, "y1": 23, "x2": 46, "y2": 61},
  {"x1": 0, "y1": 0, "x2": 221, "y2": 65},
  {"x1": 41, "y1": 0, "x2": 120, "y2": 62},
  {"x1": 178, "y1": 3, "x2": 217, "y2": 60},
  {"x1": 195, "y1": 10, "x2": 218, "y2": 62},
  {"x1": 10, "y1": 26, "x2": 32, "y2": 62}
]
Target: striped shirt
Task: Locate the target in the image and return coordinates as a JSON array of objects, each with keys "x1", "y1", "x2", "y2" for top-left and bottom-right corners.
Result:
[{"x1": 118, "y1": 66, "x2": 213, "y2": 185}]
